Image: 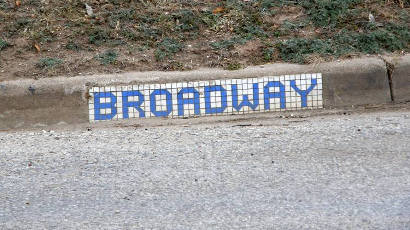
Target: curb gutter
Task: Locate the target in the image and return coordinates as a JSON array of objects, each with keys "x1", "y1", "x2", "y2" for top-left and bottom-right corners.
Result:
[{"x1": 1, "y1": 55, "x2": 407, "y2": 131}]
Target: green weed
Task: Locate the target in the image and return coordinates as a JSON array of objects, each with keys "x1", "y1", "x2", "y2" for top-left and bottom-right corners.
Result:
[
  {"x1": 235, "y1": 24, "x2": 267, "y2": 39},
  {"x1": 276, "y1": 22, "x2": 410, "y2": 63},
  {"x1": 200, "y1": 11, "x2": 221, "y2": 30},
  {"x1": 276, "y1": 38, "x2": 333, "y2": 63},
  {"x1": 5, "y1": 18, "x2": 32, "y2": 36},
  {"x1": 278, "y1": 20, "x2": 309, "y2": 36},
  {"x1": 65, "y1": 41, "x2": 81, "y2": 51},
  {"x1": 334, "y1": 25, "x2": 410, "y2": 54},
  {"x1": 138, "y1": 26, "x2": 162, "y2": 44},
  {"x1": 260, "y1": 0, "x2": 291, "y2": 9},
  {"x1": 30, "y1": 29, "x2": 54, "y2": 43},
  {"x1": 121, "y1": 28, "x2": 138, "y2": 41},
  {"x1": 36, "y1": 57, "x2": 63, "y2": 69},
  {"x1": 96, "y1": 50, "x2": 118, "y2": 65},
  {"x1": 88, "y1": 28, "x2": 111, "y2": 45},
  {"x1": 173, "y1": 10, "x2": 200, "y2": 32},
  {"x1": 0, "y1": 38, "x2": 9, "y2": 51},
  {"x1": 26, "y1": 0, "x2": 42, "y2": 7},
  {"x1": 263, "y1": 47, "x2": 275, "y2": 61},
  {"x1": 210, "y1": 37, "x2": 248, "y2": 50},
  {"x1": 0, "y1": 0, "x2": 9, "y2": 10},
  {"x1": 299, "y1": 0, "x2": 362, "y2": 29},
  {"x1": 226, "y1": 62, "x2": 242, "y2": 70},
  {"x1": 108, "y1": 8, "x2": 136, "y2": 28},
  {"x1": 155, "y1": 38, "x2": 183, "y2": 61}
]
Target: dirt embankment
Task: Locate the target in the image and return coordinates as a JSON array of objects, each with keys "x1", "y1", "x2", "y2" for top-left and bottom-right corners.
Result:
[{"x1": 0, "y1": 0, "x2": 409, "y2": 82}]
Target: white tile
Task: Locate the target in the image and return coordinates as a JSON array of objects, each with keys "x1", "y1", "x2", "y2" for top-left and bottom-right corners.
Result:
[{"x1": 90, "y1": 87, "x2": 99, "y2": 93}]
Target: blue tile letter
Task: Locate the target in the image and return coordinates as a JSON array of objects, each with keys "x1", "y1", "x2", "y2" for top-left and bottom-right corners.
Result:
[
  {"x1": 150, "y1": 89, "x2": 172, "y2": 117},
  {"x1": 122, "y1": 91, "x2": 145, "y2": 118},
  {"x1": 232, "y1": 83, "x2": 259, "y2": 111},
  {"x1": 290, "y1": 79, "x2": 317, "y2": 107},
  {"x1": 205, "y1": 85, "x2": 227, "y2": 114},
  {"x1": 264, "y1": 81, "x2": 286, "y2": 110},
  {"x1": 178, "y1": 87, "x2": 200, "y2": 116},
  {"x1": 94, "y1": 92, "x2": 117, "y2": 120}
]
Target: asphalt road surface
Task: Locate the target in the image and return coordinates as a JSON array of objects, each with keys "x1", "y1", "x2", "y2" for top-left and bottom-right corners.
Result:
[{"x1": 1, "y1": 109, "x2": 410, "y2": 229}]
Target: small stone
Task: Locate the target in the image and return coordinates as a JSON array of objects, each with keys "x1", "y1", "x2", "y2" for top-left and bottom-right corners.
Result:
[
  {"x1": 85, "y1": 3, "x2": 93, "y2": 17},
  {"x1": 369, "y1": 13, "x2": 375, "y2": 23}
]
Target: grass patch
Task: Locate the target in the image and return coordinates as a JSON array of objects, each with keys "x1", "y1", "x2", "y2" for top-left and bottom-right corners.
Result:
[
  {"x1": 278, "y1": 19, "x2": 309, "y2": 36},
  {"x1": 88, "y1": 28, "x2": 111, "y2": 45},
  {"x1": 277, "y1": 38, "x2": 333, "y2": 63},
  {"x1": 0, "y1": 0, "x2": 409, "y2": 77},
  {"x1": 0, "y1": 0, "x2": 9, "y2": 10},
  {"x1": 260, "y1": 0, "x2": 290, "y2": 9},
  {"x1": 121, "y1": 28, "x2": 138, "y2": 41},
  {"x1": 172, "y1": 9, "x2": 200, "y2": 32},
  {"x1": 96, "y1": 50, "x2": 118, "y2": 65},
  {"x1": 36, "y1": 57, "x2": 63, "y2": 69},
  {"x1": 137, "y1": 25, "x2": 163, "y2": 45},
  {"x1": 0, "y1": 38, "x2": 9, "y2": 51},
  {"x1": 4, "y1": 18, "x2": 33, "y2": 36},
  {"x1": 155, "y1": 38, "x2": 183, "y2": 61},
  {"x1": 108, "y1": 8, "x2": 136, "y2": 28},
  {"x1": 226, "y1": 62, "x2": 242, "y2": 70},
  {"x1": 65, "y1": 41, "x2": 81, "y2": 51},
  {"x1": 210, "y1": 36, "x2": 248, "y2": 50},
  {"x1": 263, "y1": 46, "x2": 275, "y2": 61},
  {"x1": 300, "y1": 0, "x2": 362, "y2": 29},
  {"x1": 277, "y1": 23, "x2": 410, "y2": 63},
  {"x1": 335, "y1": 25, "x2": 410, "y2": 54}
]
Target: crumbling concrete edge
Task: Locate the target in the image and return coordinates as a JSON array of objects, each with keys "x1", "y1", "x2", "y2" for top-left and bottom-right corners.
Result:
[
  {"x1": 380, "y1": 54, "x2": 410, "y2": 103},
  {"x1": 1, "y1": 55, "x2": 406, "y2": 131}
]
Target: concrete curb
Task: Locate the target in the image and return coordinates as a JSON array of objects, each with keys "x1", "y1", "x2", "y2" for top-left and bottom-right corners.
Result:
[
  {"x1": 0, "y1": 56, "x2": 401, "y2": 130},
  {"x1": 383, "y1": 55, "x2": 410, "y2": 103}
]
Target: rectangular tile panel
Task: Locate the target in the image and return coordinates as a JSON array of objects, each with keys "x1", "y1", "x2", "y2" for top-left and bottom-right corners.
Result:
[{"x1": 89, "y1": 73, "x2": 323, "y2": 122}]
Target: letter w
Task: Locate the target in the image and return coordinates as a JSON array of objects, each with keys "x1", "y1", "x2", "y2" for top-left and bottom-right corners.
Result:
[{"x1": 232, "y1": 83, "x2": 259, "y2": 111}]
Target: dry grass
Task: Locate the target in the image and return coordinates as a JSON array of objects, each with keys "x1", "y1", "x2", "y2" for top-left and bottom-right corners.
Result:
[
  {"x1": 0, "y1": 0, "x2": 408, "y2": 81},
  {"x1": 385, "y1": 0, "x2": 406, "y2": 8}
]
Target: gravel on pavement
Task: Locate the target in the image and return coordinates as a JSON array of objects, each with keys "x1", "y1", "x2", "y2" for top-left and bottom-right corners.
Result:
[{"x1": 1, "y1": 110, "x2": 410, "y2": 229}]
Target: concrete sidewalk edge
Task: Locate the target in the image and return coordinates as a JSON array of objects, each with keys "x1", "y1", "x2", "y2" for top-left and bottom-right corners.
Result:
[{"x1": 1, "y1": 55, "x2": 408, "y2": 130}]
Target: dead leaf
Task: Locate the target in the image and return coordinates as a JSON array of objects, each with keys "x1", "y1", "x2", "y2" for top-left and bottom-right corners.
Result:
[
  {"x1": 34, "y1": 43, "x2": 40, "y2": 52},
  {"x1": 15, "y1": 0, "x2": 21, "y2": 7},
  {"x1": 212, "y1": 7, "x2": 224, "y2": 14}
]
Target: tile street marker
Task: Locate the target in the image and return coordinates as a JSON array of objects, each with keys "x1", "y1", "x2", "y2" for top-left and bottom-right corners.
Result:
[{"x1": 89, "y1": 74, "x2": 323, "y2": 122}]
